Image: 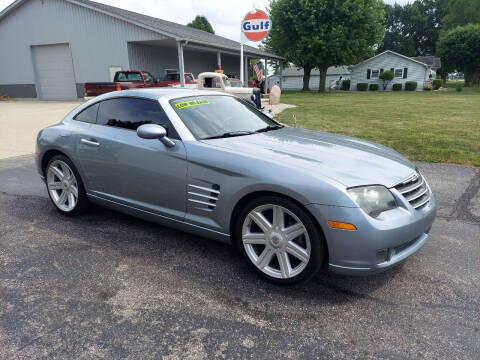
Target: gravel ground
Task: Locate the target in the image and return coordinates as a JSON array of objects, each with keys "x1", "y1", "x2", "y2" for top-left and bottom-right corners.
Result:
[{"x1": 0, "y1": 155, "x2": 479, "y2": 359}]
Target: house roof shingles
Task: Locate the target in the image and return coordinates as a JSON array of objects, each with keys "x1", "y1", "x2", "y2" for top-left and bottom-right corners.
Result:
[{"x1": 411, "y1": 56, "x2": 441, "y2": 68}]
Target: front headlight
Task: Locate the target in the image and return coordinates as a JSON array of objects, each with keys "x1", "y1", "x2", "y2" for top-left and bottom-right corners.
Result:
[{"x1": 347, "y1": 186, "x2": 397, "y2": 218}]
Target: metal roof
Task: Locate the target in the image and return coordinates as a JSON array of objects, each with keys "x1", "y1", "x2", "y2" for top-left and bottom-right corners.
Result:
[{"x1": 0, "y1": 0, "x2": 283, "y2": 60}]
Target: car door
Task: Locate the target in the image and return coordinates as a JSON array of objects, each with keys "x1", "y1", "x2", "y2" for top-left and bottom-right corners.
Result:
[
  {"x1": 143, "y1": 72, "x2": 157, "y2": 88},
  {"x1": 77, "y1": 97, "x2": 187, "y2": 221}
]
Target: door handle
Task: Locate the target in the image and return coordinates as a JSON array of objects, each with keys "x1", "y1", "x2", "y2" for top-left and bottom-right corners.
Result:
[{"x1": 81, "y1": 138, "x2": 100, "y2": 147}]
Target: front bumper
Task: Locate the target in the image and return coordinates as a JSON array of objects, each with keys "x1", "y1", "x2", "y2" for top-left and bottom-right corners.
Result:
[{"x1": 307, "y1": 193, "x2": 436, "y2": 275}]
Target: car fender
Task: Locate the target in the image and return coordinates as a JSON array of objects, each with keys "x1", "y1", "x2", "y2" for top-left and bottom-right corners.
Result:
[{"x1": 37, "y1": 125, "x2": 87, "y2": 187}]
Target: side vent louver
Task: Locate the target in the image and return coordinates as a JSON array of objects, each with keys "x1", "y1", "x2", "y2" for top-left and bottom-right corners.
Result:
[{"x1": 188, "y1": 184, "x2": 220, "y2": 210}]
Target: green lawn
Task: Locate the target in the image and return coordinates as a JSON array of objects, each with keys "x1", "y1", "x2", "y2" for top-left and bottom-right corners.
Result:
[{"x1": 276, "y1": 88, "x2": 480, "y2": 167}]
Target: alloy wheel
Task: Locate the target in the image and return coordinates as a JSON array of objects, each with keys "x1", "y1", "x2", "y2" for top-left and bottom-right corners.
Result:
[
  {"x1": 242, "y1": 204, "x2": 311, "y2": 279},
  {"x1": 46, "y1": 160, "x2": 79, "y2": 212}
]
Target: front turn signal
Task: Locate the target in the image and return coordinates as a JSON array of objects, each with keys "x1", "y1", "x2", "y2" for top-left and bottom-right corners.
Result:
[{"x1": 328, "y1": 221, "x2": 357, "y2": 231}]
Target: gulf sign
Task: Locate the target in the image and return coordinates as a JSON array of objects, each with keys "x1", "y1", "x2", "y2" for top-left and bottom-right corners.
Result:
[{"x1": 242, "y1": 9, "x2": 271, "y2": 42}]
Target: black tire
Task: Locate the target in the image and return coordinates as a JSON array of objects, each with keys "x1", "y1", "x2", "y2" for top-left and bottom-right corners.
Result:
[
  {"x1": 235, "y1": 195, "x2": 325, "y2": 285},
  {"x1": 45, "y1": 154, "x2": 89, "y2": 216}
]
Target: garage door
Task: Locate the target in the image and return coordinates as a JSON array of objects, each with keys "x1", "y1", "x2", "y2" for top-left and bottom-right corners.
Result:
[{"x1": 32, "y1": 44, "x2": 77, "y2": 100}]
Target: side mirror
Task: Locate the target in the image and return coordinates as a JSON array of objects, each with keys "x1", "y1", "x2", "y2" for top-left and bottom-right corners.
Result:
[{"x1": 137, "y1": 124, "x2": 175, "y2": 148}]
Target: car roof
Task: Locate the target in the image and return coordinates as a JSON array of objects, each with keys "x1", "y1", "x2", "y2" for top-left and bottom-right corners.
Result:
[{"x1": 94, "y1": 88, "x2": 231, "y2": 102}]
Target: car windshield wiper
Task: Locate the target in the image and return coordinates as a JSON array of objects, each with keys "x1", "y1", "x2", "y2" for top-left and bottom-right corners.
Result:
[
  {"x1": 255, "y1": 124, "x2": 284, "y2": 133},
  {"x1": 202, "y1": 131, "x2": 256, "y2": 140}
]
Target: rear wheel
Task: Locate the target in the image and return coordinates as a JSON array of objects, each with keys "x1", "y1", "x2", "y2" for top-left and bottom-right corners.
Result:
[
  {"x1": 236, "y1": 196, "x2": 325, "y2": 285},
  {"x1": 45, "y1": 155, "x2": 88, "y2": 215}
]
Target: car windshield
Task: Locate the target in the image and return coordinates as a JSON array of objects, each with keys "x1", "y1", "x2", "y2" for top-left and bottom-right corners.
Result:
[
  {"x1": 229, "y1": 80, "x2": 242, "y2": 87},
  {"x1": 171, "y1": 96, "x2": 280, "y2": 140}
]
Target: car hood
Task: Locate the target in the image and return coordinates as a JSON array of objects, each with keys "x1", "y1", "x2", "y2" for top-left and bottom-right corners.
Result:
[{"x1": 203, "y1": 127, "x2": 415, "y2": 188}]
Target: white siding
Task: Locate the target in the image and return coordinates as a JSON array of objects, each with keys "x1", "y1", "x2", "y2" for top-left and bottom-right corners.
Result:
[
  {"x1": 350, "y1": 52, "x2": 428, "y2": 91},
  {"x1": 268, "y1": 75, "x2": 350, "y2": 90}
]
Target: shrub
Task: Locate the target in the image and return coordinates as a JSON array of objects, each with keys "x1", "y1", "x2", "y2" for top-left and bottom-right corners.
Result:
[
  {"x1": 379, "y1": 70, "x2": 394, "y2": 90},
  {"x1": 405, "y1": 81, "x2": 417, "y2": 91},
  {"x1": 392, "y1": 83, "x2": 402, "y2": 91},
  {"x1": 341, "y1": 79, "x2": 350, "y2": 91},
  {"x1": 369, "y1": 83, "x2": 379, "y2": 91},
  {"x1": 456, "y1": 84, "x2": 463, "y2": 92},
  {"x1": 423, "y1": 85, "x2": 432, "y2": 91},
  {"x1": 433, "y1": 79, "x2": 442, "y2": 90},
  {"x1": 357, "y1": 83, "x2": 368, "y2": 91}
]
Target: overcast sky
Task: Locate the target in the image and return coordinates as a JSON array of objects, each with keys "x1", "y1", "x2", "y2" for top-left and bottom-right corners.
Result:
[{"x1": 0, "y1": 0, "x2": 412, "y2": 46}]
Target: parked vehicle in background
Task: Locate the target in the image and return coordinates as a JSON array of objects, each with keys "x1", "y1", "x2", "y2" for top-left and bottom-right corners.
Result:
[
  {"x1": 84, "y1": 70, "x2": 157, "y2": 96},
  {"x1": 156, "y1": 72, "x2": 196, "y2": 87},
  {"x1": 195, "y1": 72, "x2": 262, "y2": 109}
]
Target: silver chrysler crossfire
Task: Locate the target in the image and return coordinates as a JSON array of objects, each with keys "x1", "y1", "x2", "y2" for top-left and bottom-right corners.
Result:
[{"x1": 35, "y1": 89, "x2": 436, "y2": 285}]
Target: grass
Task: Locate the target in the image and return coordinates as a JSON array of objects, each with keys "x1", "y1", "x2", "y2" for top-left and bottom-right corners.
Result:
[{"x1": 276, "y1": 87, "x2": 480, "y2": 167}]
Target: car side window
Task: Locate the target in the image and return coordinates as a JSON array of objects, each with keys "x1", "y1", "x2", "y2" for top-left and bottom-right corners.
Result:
[
  {"x1": 73, "y1": 103, "x2": 99, "y2": 123},
  {"x1": 144, "y1": 72, "x2": 155, "y2": 83},
  {"x1": 203, "y1": 78, "x2": 213, "y2": 88},
  {"x1": 116, "y1": 72, "x2": 127, "y2": 81},
  {"x1": 96, "y1": 98, "x2": 179, "y2": 139}
]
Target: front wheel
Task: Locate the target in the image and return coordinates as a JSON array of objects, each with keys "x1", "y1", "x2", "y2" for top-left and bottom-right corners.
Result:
[{"x1": 236, "y1": 196, "x2": 325, "y2": 285}]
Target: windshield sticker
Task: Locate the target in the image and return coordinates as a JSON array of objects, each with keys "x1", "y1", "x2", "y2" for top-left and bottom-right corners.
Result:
[{"x1": 174, "y1": 99, "x2": 210, "y2": 110}]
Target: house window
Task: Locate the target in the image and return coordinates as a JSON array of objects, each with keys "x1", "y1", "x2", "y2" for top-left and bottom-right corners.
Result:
[
  {"x1": 395, "y1": 69, "x2": 403, "y2": 78},
  {"x1": 371, "y1": 70, "x2": 379, "y2": 79}
]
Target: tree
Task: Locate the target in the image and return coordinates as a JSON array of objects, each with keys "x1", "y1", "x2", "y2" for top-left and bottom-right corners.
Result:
[
  {"x1": 378, "y1": 3, "x2": 417, "y2": 56},
  {"x1": 442, "y1": 0, "x2": 480, "y2": 31},
  {"x1": 437, "y1": 24, "x2": 480, "y2": 86},
  {"x1": 187, "y1": 15, "x2": 215, "y2": 34},
  {"x1": 265, "y1": 0, "x2": 384, "y2": 92},
  {"x1": 264, "y1": 0, "x2": 317, "y2": 90},
  {"x1": 378, "y1": 0, "x2": 449, "y2": 57},
  {"x1": 379, "y1": 70, "x2": 394, "y2": 90}
]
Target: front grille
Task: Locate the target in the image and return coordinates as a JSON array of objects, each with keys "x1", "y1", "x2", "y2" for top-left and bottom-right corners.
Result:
[{"x1": 393, "y1": 172, "x2": 431, "y2": 210}]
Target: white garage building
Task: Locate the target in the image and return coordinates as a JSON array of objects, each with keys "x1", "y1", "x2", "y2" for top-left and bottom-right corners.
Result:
[{"x1": 0, "y1": 0, "x2": 283, "y2": 100}]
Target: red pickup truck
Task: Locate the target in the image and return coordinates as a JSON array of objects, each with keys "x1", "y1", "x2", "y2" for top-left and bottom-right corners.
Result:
[
  {"x1": 156, "y1": 72, "x2": 196, "y2": 87},
  {"x1": 83, "y1": 70, "x2": 158, "y2": 96}
]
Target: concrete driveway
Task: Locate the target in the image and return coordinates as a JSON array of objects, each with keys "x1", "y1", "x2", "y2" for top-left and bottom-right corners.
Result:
[
  {"x1": 0, "y1": 100, "x2": 81, "y2": 159},
  {"x1": 0, "y1": 102, "x2": 479, "y2": 359}
]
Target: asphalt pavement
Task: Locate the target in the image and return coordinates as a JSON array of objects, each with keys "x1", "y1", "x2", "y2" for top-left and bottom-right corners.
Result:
[{"x1": 1, "y1": 155, "x2": 479, "y2": 359}]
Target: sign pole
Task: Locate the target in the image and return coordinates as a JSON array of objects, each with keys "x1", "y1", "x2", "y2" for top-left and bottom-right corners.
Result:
[
  {"x1": 240, "y1": 8, "x2": 271, "y2": 87},
  {"x1": 240, "y1": 38, "x2": 244, "y2": 86}
]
